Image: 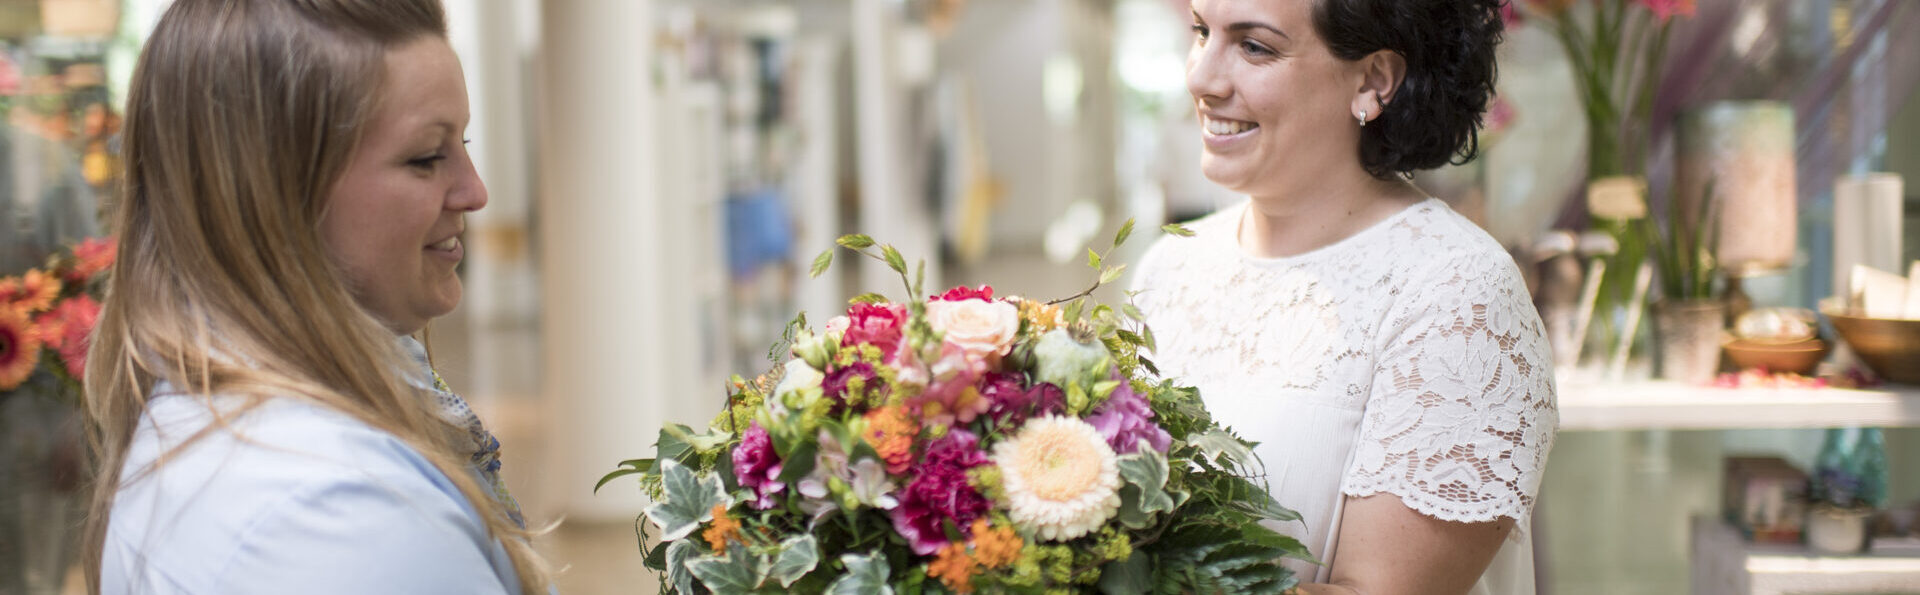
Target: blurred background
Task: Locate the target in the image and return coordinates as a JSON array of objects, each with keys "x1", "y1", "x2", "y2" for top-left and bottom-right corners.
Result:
[{"x1": 4, "y1": 1, "x2": 1920, "y2": 594}]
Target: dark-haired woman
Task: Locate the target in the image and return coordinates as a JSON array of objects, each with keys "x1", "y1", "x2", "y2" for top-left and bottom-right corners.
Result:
[{"x1": 1131, "y1": 1, "x2": 1557, "y2": 593}]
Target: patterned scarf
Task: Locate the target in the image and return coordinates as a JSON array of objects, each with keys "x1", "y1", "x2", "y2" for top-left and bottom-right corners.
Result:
[{"x1": 398, "y1": 336, "x2": 525, "y2": 528}]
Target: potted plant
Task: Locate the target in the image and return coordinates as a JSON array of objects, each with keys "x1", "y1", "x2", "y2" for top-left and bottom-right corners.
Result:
[
  {"x1": 1804, "y1": 428, "x2": 1878, "y2": 555},
  {"x1": 1641, "y1": 180, "x2": 1722, "y2": 383}
]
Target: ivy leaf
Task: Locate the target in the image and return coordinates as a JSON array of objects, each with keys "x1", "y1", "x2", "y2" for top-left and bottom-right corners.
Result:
[
  {"x1": 686, "y1": 542, "x2": 769, "y2": 594},
  {"x1": 1113, "y1": 218, "x2": 1136, "y2": 249},
  {"x1": 810, "y1": 249, "x2": 834, "y2": 279},
  {"x1": 1119, "y1": 450, "x2": 1176, "y2": 515},
  {"x1": 1100, "y1": 264, "x2": 1126, "y2": 285},
  {"x1": 1191, "y1": 429, "x2": 1257, "y2": 470},
  {"x1": 1098, "y1": 550, "x2": 1152, "y2": 595},
  {"x1": 645, "y1": 459, "x2": 731, "y2": 541},
  {"x1": 770, "y1": 535, "x2": 821, "y2": 588},
  {"x1": 1161, "y1": 223, "x2": 1195, "y2": 237},
  {"x1": 837, "y1": 234, "x2": 875, "y2": 249},
  {"x1": 828, "y1": 551, "x2": 894, "y2": 595},
  {"x1": 666, "y1": 539, "x2": 700, "y2": 594},
  {"x1": 881, "y1": 244, "x2": 907, "y2": 274}
]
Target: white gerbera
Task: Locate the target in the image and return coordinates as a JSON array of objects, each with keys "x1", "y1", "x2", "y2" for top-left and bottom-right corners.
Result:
[{"x1": 993, "y1": 415, "x2": 1122, "y2": 541}]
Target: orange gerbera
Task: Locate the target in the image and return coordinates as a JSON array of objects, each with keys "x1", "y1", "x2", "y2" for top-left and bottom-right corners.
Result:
[
  {"x1": 4, "y1": 270, "x2": 62, "y2": 313},
  {"x1": 968, "y1": 519, "x2": 1022, "y2": 569},
  {"x1": 0, "y1": 307, "x2": 42, "y2": 390},
  {"x1": 927, "y1": 541, "x2": 979, "y2": 594},
  {"x1": 701, "y1": 504, "x2": 743, "y2": 554},
  {"x1": 863, "y1": 405, "x2": 919, "y2": 475}
]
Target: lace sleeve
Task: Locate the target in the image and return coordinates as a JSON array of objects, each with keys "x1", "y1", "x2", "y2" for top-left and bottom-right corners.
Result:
[{"x1": 1343, "y1": 252, "x2": 1559, "y2": 525}]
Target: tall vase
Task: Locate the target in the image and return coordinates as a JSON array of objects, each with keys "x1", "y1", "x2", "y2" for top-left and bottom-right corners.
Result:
[
  {"x1": 1652, "y1": 299, "x2": 1726, "y2": 384},
  {"x1": 0, "y1": 374, "x2": 87, "y2": 595}
]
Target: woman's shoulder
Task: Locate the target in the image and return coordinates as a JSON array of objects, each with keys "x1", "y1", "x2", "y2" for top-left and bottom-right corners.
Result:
[{"x1": 1384, "y1": 200, "x2": 1527, "y2": 291}]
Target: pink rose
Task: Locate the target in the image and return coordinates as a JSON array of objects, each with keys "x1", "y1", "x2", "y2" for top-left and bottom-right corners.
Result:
[
  {"x1": 926, "y1": 299, "x2": 1019, "y2": 364},
  {"x1": 842, "y1": 302, "x2": 908, "y2": 361},
  {"x1": 824, "y1": 315, "x2": 851, "y2": 336},
  {"x1": 934, "y1": 284, "x2": 994, "y2": 302}
]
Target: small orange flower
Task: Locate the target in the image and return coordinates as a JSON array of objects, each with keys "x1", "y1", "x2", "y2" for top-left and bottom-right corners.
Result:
[
  {"x1": 968, "y1": 519, "x2": 1022, "y2": 569},
  {"x1": 702, "y1": 504, "x2": 743, "y2": 554},
  {"x1": 927, "y1": 541, "x2": 979, "y2": 594},
  {"x1": 0, "y1": 307, "x2": 42, "y2": 390},
  {"x1": 1017, "y1": 298, "x2": 1063, "y2": 334},
  {"x1": 4, "y1": 270, "x2": 62, "y2": 313},
  {"x1": 863, "y1": 405, "x2": 919, "y2": 474}
]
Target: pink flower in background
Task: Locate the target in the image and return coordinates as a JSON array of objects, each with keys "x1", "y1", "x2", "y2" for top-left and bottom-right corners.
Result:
[
  {"x1": 0, "y1": 55, "x2": 19, "y2": 96},
  {"x1": 732, "y1": 422, "x2": 785, "y2": 509},
  {"x1": 38, "y1": 295, "x2": 100, "y2": 379},
  {"x1": 902, "y1": 343, "x2": 992, "y2": 427},
  {"x1": 890, "y1": 429, "x2": 991, "y2": 555},
  {"x1": 933, "y1": 284, "x2": 994, "y2": 302},
  {"x1": 1638, "y1": 0, "x2": 1695, "y2": 22},
  {"x1": 1086, "y1": 382, "x2": 1171, "y2": 455},
  {"x1": 1501, "y1": 2, "x2": 1523, "y2": 27},
  {"x1": 841, "y1": 302, "x2": 908, "y2": 361}
]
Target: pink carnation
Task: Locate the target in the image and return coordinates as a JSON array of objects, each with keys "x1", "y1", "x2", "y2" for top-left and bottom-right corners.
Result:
[
  {"x1": 889, "y1": 429, "x2": 990, "y2": 555},
  {"x1": 732, "y1": 422, "x2": 785, "y2": 509},
  {"x1": 980, "y1": 372, "x2": 1064, "y2": 426},
  {"x1": 933, "y1": 284, "x2": 994, "y2": 302},
  {"x1": 841, "y1": 302, "x2": 908, "y2": 361}
]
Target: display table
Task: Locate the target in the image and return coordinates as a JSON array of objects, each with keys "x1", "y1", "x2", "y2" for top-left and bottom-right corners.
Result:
[
  {"x1": 1691, "y1": 515, "x2": 1920, "y2": 595},
  {"x1": 1559, "y1": 381, "x2": 1920, "y2": 431}
]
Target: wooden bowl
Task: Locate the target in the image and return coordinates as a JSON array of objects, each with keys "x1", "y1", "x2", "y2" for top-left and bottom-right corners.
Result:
[
  {"x1": 1722, "y1": 338, "x2": 1829, "y2": 375},
  {"x1": 1823, "y1": 309, "x2": 1920, "y2": 384}
]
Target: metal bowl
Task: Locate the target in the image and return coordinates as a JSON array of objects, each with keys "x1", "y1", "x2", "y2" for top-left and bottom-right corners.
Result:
[{"x1": 1822, "y1": 308, "x2": 1920, "y2": 384}]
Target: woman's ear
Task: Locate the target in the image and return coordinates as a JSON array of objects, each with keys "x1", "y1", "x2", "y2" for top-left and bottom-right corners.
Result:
[{"x1": 1352, "y1": 50, "x2": 1407, "y2": 125}]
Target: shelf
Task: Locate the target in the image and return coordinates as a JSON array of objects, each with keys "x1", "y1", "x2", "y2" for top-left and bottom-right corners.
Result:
[
  {"x1": 1558, "y1": 380, "x2": 1920, "y2": 431},
  {"x1": 1691, "y1": 516, "x2": 1920, "y2": 595}
]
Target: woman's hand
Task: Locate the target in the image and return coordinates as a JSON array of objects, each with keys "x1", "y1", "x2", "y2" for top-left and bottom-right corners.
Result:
[{"x1": 1298, "y1": 492, "x2": 1514, "y2": 595}]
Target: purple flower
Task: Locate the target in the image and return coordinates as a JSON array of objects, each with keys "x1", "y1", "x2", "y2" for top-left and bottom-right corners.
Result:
[
  {"x1": 889, "y1": 429, "x2": 991, "y2": 555},
  {"x1": 824, "y1": 361, "x2": 878, "y2": 412},
  {"x1": 1086, "y1": 383, "x2": 1171, "y2": 454},
  {"x1": 980, "y1": 372, "x2": 1065, "y2": 426},
  {"x1": 732, "y1": 422, "x2": 785, "y2": 509}
]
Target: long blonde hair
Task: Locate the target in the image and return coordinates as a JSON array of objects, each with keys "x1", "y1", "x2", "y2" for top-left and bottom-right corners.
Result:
[{"x1": 82, "y1": 0, "x2": 548, "y2": 592}]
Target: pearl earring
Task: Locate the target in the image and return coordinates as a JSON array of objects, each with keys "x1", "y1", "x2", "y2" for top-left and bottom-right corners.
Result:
[{"x1": 1358, "y1": 110, "x2": 1368, "y2": 127}]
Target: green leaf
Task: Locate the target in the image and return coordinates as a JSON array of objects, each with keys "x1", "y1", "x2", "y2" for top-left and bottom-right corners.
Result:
[
  {"x1": 1141, "y1": 326, "x2": 1157, "y2": 351},
  {"x1": 1118, "y1": 451, "x2": 1176, "y2": 516},
  {"x1": 837, "y1": 234, "x2": 875, "y2": 250},
  {"x1": 1064, "y1": 299, "x2": 1085, "y2": 323},
  {"x1": 644, "y1": 459, "x2": 731, "y2": 541},
  {"x1": 1088, "y1": 248, "x2": 1103, "y2": 270},
  {"x1": 1100, "y1": 264, "x2": 1126, "y2": 285},
  {"x1": 1113, "y1": 218, "x2": 1136, "y2": 249},
  {"x1": 1121, "y1": 303, "x2": 1145, "y2": 322},
  {"x1": 666, "y1": 539, "x2": 700, "y2": 594},
  {"x1": 775, "y1": 440, "x2": 819, "y2": 483},
  {"x1": 770, "y1": 535, "x2": 821, "y2": 588},
  {"x1": 1241, "y1": 523, "x2": 1317, "y2": 564},
  {"x1": 849, "y1": 292, "x2": 889, "y2": 305},
  {"x1": 810, "y1": 249, "x2": 834, "y2": 279},
  {"x1": 1098, "y1": 551, "x2": 1152, "y2": 595},
  {"x1": 1162, "y1": 223, "x2": 1196, "y2": 237},
  {"x1": 686, "y1": 542, "x2": 769, "y2": 594},
  {"x1": 594, "y1": 458, "x2": 654, "y2": 494},
  {"x1": 1191, "y1": 429, "x2": 1258, "y2": 470},
  {"x1": 827, "y1": 551, "x2": 894, "y2": 595},
  {"x1": 881, "y1": 244, "x2": 907, "y2": 274},
  {"x1": 656, "y1": 424, "x2": 697, "y2": 465}
]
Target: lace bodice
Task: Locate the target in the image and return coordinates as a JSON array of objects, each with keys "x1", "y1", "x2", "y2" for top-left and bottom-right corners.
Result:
[{"x1": 1131, "y1": 199, "x2": 1558, "y2": 589}]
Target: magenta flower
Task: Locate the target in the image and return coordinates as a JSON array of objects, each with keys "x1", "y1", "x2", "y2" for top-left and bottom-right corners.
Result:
[
  {"x1": 732, "y1": 422, "x2": 785, "y2": 509},
  {"x1": 933, "y1": 284, "x2": 994, "y2": 302},
  {"x1": 841, "y1": 302, "x2": 908, "y2": 361},
  {"x1": 980, "y1": 372, "x2": 1065, "y2": 426},
  {"x1": 823, "y1": 360, "x2": 878, "y2": 412},
  {"x1": 1637, "y1": 0, "x2": 1695, "y2": 22},
  {"x1": 889, "y1": 429, "x2": 991, "y2": 555},
  {"x1": 1086, "y1": 383, "x2": 1171, "y2": 455}
]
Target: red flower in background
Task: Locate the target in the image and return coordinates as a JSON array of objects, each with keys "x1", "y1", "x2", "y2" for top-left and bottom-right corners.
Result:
[
  {"x1": 1638, "y1": 0, "x2": 1696, "y2": 22},
  {"x1": 37, "y1": 295, "x2": 100, "y2": 379},
  {"x1": 70, "y1": 237, "x2": 117, "y2": 282},
  {"x1": 933, "y1": 285, "x2": 994, "y2": 302},
  {"x1": 0, "y1": 307, "x2": 42, "y2": 390}
]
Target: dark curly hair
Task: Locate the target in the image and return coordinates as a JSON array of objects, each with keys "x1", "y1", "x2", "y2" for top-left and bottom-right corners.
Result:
[{"x1": 1313, "y1": 0, "x2": 1504, "y2": 179}]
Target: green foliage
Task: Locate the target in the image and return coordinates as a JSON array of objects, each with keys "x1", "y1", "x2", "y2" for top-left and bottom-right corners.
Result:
[
  {"x1": 1160, "y1": 223, "x2": 1195, "y2": 237},
  {"x1": 645, "y1": 459, "x2": 731, "y2": 541},
  {"x1": 828, "y1": 552, "x2": 895, "y2": 595},
  {"x1": 1644, "y1": 178, "x2": 1722, "y2": 301},
  {"x1": 686, "y1": 542, "x2": 770, "y2": 594},
  {"x1": 666, "y1": 539, "x2": 700, "y2": 594},
  {"x1": 770, "y1": 535, "x2": 821, "y2": 588}
]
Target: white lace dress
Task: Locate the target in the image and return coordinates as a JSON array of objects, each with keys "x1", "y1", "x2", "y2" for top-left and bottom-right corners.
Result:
[{"x1": 1132, "y1": 198, "x2": 1558, "y2": 594}]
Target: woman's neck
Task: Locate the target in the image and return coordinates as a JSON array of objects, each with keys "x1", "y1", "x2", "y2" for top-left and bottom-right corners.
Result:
[{"x1": 1237, "y1": 173, "x2": 1426, "y2": 259}]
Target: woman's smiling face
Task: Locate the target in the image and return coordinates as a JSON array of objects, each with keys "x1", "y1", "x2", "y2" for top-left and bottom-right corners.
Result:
[{"x1": 1186, "y1": 0, "x2": 1368, "y2": 196}]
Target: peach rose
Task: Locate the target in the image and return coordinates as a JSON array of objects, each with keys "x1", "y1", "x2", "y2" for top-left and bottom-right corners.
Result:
[{"x1": 926, "y1": 299, "x2": 1020, "y2": 362}]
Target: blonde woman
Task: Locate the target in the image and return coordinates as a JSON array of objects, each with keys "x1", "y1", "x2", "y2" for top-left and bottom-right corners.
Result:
[{"x1": 83, "y1": 0, "x2": 547, "y2": 592}]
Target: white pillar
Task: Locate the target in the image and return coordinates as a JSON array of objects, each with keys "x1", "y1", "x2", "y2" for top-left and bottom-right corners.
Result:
[
  {"x1": 538, "y1": 0, "x2": 667, "y2": 520},
  {"x1": 852, "y1": 0, "x2": 939, "y2": 295}
]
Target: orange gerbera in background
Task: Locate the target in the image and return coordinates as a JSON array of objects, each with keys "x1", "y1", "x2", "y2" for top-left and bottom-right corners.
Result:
[
  {"x1": 0, "y1": 270, "x2": 62, "y2": 313},
  {"x1": 0, "y1": 307, "x2": 43, "y2": 390}
]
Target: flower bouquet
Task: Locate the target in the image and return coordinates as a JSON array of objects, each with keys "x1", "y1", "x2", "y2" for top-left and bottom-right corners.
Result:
[
  {"x1": 0, "y1": 236, "x2": 113, "y2": 394},
  {"x1": 599, "y1": 223, "x2": 1311, "y2": 594}
]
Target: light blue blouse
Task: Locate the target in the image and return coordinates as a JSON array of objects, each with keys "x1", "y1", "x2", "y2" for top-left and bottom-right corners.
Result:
[{"x1": 100, "y1": 380, "x2": 524, "y2": 593}]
